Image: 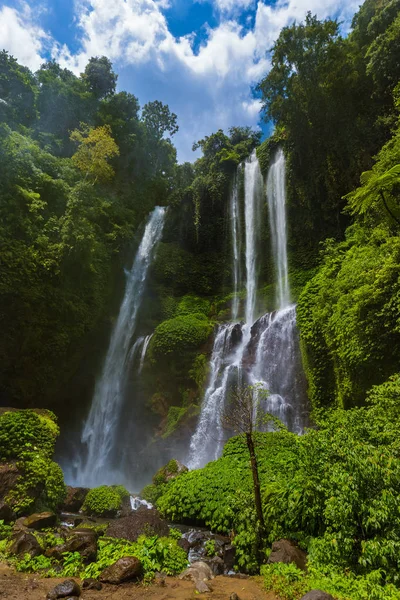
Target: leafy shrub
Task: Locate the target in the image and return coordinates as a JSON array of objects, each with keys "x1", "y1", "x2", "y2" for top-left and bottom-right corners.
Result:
[
  {"x1": 0, "y1": 520, "x2": 12, "y2": 541},
  {"x1": 176, "y1": 295, "x2": 210, "y2": 317},
  {"x1": 82, "y1": 485, "x2": 129, "y2": 517},
  {"x1": 83, "y1": 535, "x2": 187, "y2": 579},
  {"x1": 150, "y1": 314, "x2": 213, "y2": 359}
]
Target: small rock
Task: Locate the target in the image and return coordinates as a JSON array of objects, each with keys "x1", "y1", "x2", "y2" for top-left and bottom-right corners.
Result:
[
  {"x1": 99, "y1": 556, "x2": 143, "y2": 584},
  {"x1": 268, "y1": 539, "x2": 307, "y2": 571},
  {"x1": 155, "y1": 572, "x2": 166, "y2": 586},
  {"x1": 0, "y1": 500, "x2": 15, "y2": 522},
  {"x1": 179, "y1": 561, "x2": 214, "y2": 582},
  {"x1": 178, "y1": 538, "x2": 190, "y2": 553},
  {"x1": 230, "y1": 594, "x2": 240, "y2": 600},
  {"x1": 223, "y1": 544, "x2": 236, "y2": 572},
  {"x1": 46, "y1": 579, "x2": 81, "y2": 599},
  {"x1": 300, "y1": 591, "x2": 335, "y2": 600},
  {"x1": 195, "y1": 579, "x2": 212, "y2": 593},
  {"x1": 23, "y1": 512, "x2": 57, "y2": 530},
  {"x1": 9, "y1": 530, "x2": 42, "y2": 558},
  {"x1": 82, "y1": 578, "x2": 102, "y2": 590},
  {"x1": 203, "y1": 556, "x2": 224, "y2": 576}
]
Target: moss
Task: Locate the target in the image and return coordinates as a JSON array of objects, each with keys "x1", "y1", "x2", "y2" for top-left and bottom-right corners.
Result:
[
  {"x1": 150, "y1": 314, "x2": 213, "y2": 359},
  {"x1": 189, "y1": 354, "x2": 209, "y2": 390},
  {"x1": 0, "y1": 409, "x2": 66, "y2": 516},
  {"x1": 162, "y1": 406, "x2": 188, "y2": 439},
  {"x1": 82, "y1": 485, "x2": 129, "y2": 517},
  {"x1": 0, "y1": 410, "x2": 59, "y2": 461},
  {"x1": 176, "y1": 295, "x2": 211, "y2": 317}
]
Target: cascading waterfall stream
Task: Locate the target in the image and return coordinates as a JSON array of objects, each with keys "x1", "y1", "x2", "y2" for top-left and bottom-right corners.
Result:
[
  {"x1": 188, "y1": 152, "x2": 263, "y2": 469},
  {"x1": 76, "y1": 206, "x2": 166, "y2": 487},
  {"x1": 267, "y1": 148, "x2": 290, "y2": 308},
  {"x1": 188, "y1": 149, "x2": 308, "y2": 469},
  {"x1": 230, "y1": 171, "x2": 241, "y2": 321}
]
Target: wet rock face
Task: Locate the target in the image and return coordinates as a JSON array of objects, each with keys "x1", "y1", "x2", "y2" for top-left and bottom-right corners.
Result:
[
  {"x1": 0, "y1": 463, "x2": 20, "y2": 521},
  {"x1": 61, "y1": 487, "x2": 89, "y2": 513},
  {"x1": 99, "y1": 556, "x2": 143, "y2": 584},
  {"x1": 46, "y1": 579, "x2": 81, "y2": 599},
  {"x1": 9, "y1": 530, "x2": 42, "y2": 558},
  {"x1": 106, "y1": 507, "x2": 169, "y2": 542},
  {"x1": 23, "y1": 511, "x2": 57, "y2": 530},
  {"x1": 268, "y1": 539, "x2": 307, "y2": 571}
]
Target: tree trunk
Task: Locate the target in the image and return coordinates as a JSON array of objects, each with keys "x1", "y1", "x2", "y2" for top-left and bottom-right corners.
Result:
[{"x1": 246, "y1": 431, "x2": 266, "y2": 536}]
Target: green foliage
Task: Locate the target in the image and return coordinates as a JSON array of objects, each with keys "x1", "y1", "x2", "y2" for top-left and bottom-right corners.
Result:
[
  {"x1": 157, "y1": 432, "x2": 298, "y2": 572},
  {"x1": 162, "y1": 406, "x2": 188, "y2": 438},
  {"x1": 82, "y1": 485, "x2": 129, "y2": 517},
  {"x1": 14, "y1": 553, "x2": 54, "y2": 574},
  {"x1": 150, "y1": 314, "x2": 213, "y2": 359},
  {"x1": 0, "y1": 410, "x2": 59, "y2": 460},
  {"x1": 0, "y1": 521, "x2": 12, "y2": 541},
  {"x1": 83, "y1": 535, "x2": 187, "y2": 579},
  {"x1": 0, "y1": 409, "x2": 66, "y2": 515},
  {"x1": 204, "y1": 539, "x2": 216, "y2": 557},
  {"x1": 262, "y1": 563, "x2": 400, "y2": 600},
  {"x1": 176, "y1": 295, "x2": 210, "y2": 317}
]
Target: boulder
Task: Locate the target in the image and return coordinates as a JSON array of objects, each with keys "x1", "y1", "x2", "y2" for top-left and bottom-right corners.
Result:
[
  {"x1": 46, "y1": 580, "x2": 81, "y2": 599},
  {"x1": 99, "y1": 556, "x2": 143, "y2": 584},
  {"x1": 9, "y1": 530, "x2": 42, "y2": 558},
  {"x1": 179, "y1": 561, "x2": 214, "y2": 582},
  {"x1": 61, "y1": 487, "x2": 89, "y2": 513},
  {"x1": 300, "y1": 592, "x2": 335, "y2": 600},
  {"x1": 23, "y1": 511, "x2": 57, "y2": 530},
  {"x1": 106, "y1": 507, "x2": 169, "y2": 542},
  {"x1": 47, "y1": 529, "x2": 97, "y2": 562},
  {"x1": 268, "y1": 539, "x2": 307, "y2": 571}
]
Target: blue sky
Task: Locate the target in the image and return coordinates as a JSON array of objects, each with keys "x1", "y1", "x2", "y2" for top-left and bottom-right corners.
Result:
[{"x1": 0, "y1": 0, "x2": 362, "y2": 162}]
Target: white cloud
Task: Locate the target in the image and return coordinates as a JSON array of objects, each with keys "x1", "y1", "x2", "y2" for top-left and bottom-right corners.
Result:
[
  {"x1": 0, "y1": 4, "x2": 48, "y2": 70},
  {"x1": 0, "y1": 0, "x2": 363, "y2": 160}
]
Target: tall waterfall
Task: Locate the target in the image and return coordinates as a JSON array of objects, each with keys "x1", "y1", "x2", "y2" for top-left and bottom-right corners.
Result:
[
  {"x1": 230, "y1": 172, "x2": 241, "y2": 321},
  {"x1": 267, "y1": 148, "x2": 290, "y2": 308},
  {"x1": 188, "y1": 149, "x2": 307, "y2": 469},
  {"x1": 77, "y1": 207, "x2": 166, "y2": 487}
]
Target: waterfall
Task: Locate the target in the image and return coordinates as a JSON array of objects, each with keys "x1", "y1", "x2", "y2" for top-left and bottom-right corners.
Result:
[
  {"x1": 188, "y1": 148, "x2": 308, "y2": 470},
  {"x1": 230, "y1": 172, "x2": 241, "y2": 321},
  {"x1": 188, "y1": 152, "x2": 263, "y2": 469},
  {"x1": 267, "y1": 148, "x2": 290, "y2": 308},
  {"x1": 139, "y1": 334, "x2": 153, "y2": 373},
  {"x1": 77, "y1": 207, "x2": 166, "y2": 487},
  {"x1": 243, "y1": 151, "x2": 263, "y2": 326}
]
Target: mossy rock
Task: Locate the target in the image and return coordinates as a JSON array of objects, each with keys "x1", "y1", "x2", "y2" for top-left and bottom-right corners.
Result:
[
  {"x1": 150, "y1": 314, "x2": 213, "y2": 359},
  {"x1": 0, "y1": 408, "x2": 60, "y2": 461},
  {"x1": 0, "y1": 409, "x2": 66, "y2": 517},
  {"x1": 82, "y1": 485, "x2": 130, "y2": 517}
]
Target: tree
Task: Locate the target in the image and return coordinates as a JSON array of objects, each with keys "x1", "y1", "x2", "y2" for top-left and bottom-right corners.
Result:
[
  {"x1": 221, "y1": 384, "x2": 271, "y2": 551},
  {"x1": 141, "y1": 100, "x2": 178, "y2": 141},
  {"x1": 83, "y1": 56, "x2": 117, "y2": 99},
  {"x1": 0, "y1": 50, "x2": 37, "y2": 126},
  {"x1": 70, "y1": 124, "x2": 119, "y2": 182}
]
